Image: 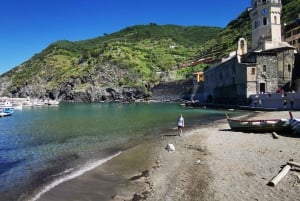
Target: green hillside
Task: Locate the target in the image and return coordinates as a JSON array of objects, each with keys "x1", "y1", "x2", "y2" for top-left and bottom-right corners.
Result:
[{"x1": 0, "y1": 25, "x2": 221, "y2": 101}]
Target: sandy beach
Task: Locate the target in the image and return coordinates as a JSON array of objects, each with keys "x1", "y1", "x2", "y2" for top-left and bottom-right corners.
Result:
[{"x1": 35, "y1": 111, "x2": 300, "y2": 201}]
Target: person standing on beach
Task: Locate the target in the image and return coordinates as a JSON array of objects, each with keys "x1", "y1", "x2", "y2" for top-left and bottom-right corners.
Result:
[{"x1": 177, "y1": 114, "x2": 184, "y2": 136}]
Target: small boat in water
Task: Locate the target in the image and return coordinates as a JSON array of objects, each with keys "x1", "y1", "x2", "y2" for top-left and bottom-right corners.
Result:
[
  {"x1": 225, "y1": 114, "x2": 291, "y2": 133},
  {"x1": 0, "y1": 108, "x2": 14, "y2": 117}
]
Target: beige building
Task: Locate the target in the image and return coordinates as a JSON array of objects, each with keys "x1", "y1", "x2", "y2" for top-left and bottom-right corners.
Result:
[{"x1": 284, "y1": 15, "x2": 300, "y2": 53}]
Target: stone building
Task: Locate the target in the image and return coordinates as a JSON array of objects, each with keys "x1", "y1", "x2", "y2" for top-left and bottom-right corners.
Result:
[{"x1": 201, "y1": 0, "x2": 295, "y2": 106}]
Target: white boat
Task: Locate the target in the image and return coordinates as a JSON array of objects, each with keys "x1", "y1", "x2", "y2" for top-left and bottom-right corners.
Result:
[
  {"x1": 226, "y1": 114, "x2": 291, "y2": 133},
  {"x1": 0, "y1": 108, "x2": 14, "y2": 117}
]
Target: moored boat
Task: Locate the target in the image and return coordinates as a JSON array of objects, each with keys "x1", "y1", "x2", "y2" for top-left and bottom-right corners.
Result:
[
  {"x1": 0, "y1": 108, "x2": 14, "y2": 117},
  {"x1": 226, "y1": 114, "x2": 291, "y2": 133}
]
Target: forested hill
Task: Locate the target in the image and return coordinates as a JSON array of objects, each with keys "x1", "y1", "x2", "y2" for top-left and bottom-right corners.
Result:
[
  {"x1": 0, "y1": 25, "x2": 222, "y2": 101},
  {"x1": 0, "y1": 0, "x2": 299, "y2": 102}
]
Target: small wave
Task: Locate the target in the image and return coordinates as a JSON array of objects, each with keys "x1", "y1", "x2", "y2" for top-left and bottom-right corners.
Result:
[
  {"x1": 30, "y1": 152, "x2": 121, "y2": 201},
  {"x1": 46, "y1": 168, "x2": 74, "y2": 179}
]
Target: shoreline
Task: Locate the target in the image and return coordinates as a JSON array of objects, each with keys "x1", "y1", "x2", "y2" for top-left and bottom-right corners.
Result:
[{"x1": 35, "y1": 111, "x2": 300, "y2": 201}]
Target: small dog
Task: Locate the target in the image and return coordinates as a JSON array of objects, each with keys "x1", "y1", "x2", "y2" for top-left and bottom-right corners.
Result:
[{"x1": 165, "y1": 144, "x2": 175, "y2": 152}]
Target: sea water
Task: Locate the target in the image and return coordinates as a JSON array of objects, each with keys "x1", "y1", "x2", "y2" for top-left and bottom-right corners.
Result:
[{"x1": 0, "y1": 103, "x2": 245, "y2": 201}]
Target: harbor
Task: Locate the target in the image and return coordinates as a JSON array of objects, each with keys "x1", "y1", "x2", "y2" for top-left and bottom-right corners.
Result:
[{"x1": 0, "y1": 97, "x2": 59, "y2": 110}]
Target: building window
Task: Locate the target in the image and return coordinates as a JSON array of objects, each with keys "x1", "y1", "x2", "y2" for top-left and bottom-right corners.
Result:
[
  {"x1": 240, "y1": 39, "x2": 246, "y2": 54},
  {"x1": 293, "y1": 30, "x2": 297, "y2": 35},
  {"x1": 262, "y1": 0, "x2": 267, "y2": 5},
  {"x1": 288, "y1": 64, "x2": 291, "y2": 72},
  {"x1": 251, "y1": 68, "x2": 256, "y2": 75},
  {"x1": 274, "y1": 16, "x2": 278, "y2": 24},
  {"x1": 254, "y1": 21, "x2": 258, "y2": 29},
  {"x1": 254, "y1": 2, "x2": 257, "y2": 8},
  {"x1": 263, "y1": 65, "x2": 267, "y2": 72},
  {"x1": 263, "y1": 17, "x2": 267, "y2": 26}
]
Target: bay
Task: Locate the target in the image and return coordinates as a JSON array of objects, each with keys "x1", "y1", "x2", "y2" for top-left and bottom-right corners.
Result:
[{"x1": 0, "y1": 103, "x2": 245, "y2": 201}]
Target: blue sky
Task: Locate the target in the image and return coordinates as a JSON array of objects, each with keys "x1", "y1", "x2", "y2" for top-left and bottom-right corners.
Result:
[{"x1": 0, "y1": 0, "x2": 250, "y2": 75}]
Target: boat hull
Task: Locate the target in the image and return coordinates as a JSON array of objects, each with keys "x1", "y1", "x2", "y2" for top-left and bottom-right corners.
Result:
[{"x1": 226, "y1": 114, "x2": 291, "y2": 133}]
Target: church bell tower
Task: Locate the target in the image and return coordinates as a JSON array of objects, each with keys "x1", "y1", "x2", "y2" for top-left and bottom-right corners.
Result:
[{"x1": 249, "y1": 0, "x2": 282, "y2": 50}]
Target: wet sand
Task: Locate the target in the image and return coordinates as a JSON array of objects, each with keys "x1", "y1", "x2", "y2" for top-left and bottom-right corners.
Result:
[{"x1": 35, "y1": 111, "x2": 300, "y2": 201}]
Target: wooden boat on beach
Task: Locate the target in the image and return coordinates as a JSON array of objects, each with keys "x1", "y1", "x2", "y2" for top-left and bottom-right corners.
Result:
[{"x1": 225, "y1": 114, "x2": 291, "y2": 132}]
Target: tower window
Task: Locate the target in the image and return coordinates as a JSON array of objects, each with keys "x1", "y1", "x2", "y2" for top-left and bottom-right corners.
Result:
[
  {"x1": 274, "y1": 16, "x2": 278, "y2": 24},
  {"x1": 240, "y1": 40, "x2": 245, "y2": 54},
  {"x1": 263, "y1": 17, "x2": 267, "y2": 26},
  {"x1": 263, "y1": 65, "x2": 267, "y2": 72},
  {"x1": 251, "y1": 68, "x2": 256, "y2": 75},
  {"x1": 254, "y1": 21, "x2": 258, "y2": 29}
]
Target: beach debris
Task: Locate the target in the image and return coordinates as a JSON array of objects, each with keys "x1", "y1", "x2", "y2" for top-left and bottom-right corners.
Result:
[
  {"x1": 130, "y1": 191, "x2": 150, "y2": 201},
  {"x1": 152, "y1": 158, "x2": 162, "y2": 169},
  {"x1": 131, "y1": 193, "x2": 143, "y2": 201},
  {"x1": 268, "y1": 160, "x2": 300, "y2": 187},
  {"x1": 130, "y1": 170, "x2": 150, "y2": 181},
  {"x1": 268, "y1": 164, "x2": 291, "y2": 186},
  {"x1": 287, "y1": 161, "x2": 300, "y2": 168},
  {"x1": 196, "y1": 159, "x2": 201, "y2": 164},
  {"x1": 272, "y1": 132, "x2": 279, "y2": 139},
  {"x1": 292, "y1": 173, "x2": 300, "y2": 186},
  {"x1": 165, "y1": 143, "x2": 175, "y2": 152}
]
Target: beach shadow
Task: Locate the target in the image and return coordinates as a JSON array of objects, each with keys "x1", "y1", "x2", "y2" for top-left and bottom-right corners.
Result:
[
  {"x1": 161, "y1": 134, "x2": 179, "y2": 137},
  {"x1": 219, "y1": 129, "x2": 300, "y2": 138}
]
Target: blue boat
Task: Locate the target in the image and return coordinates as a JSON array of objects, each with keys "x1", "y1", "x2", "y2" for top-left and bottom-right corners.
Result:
[{"x1": 0, "y1": 108, "x2": 14, "y2": 117}]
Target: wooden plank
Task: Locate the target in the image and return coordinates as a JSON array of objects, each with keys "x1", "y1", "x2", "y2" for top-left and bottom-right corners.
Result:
[
  {"x1": 272, "y1": 132, "x2": 279, "y2": 139},
  {"x1": 268, "y1": 165, "x2": 291, "y2": 186},
  {"x1": 287, "y1": 161, "x2": 300, "y2": 168}
]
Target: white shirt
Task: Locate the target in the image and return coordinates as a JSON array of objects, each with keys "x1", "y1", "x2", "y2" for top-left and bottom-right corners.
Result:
[{"x1": 178, "y1": 116, "x2": 184, "y2": 127}]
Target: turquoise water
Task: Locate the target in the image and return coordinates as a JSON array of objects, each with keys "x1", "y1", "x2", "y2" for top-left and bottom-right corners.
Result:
[{"x1": 0, "y1": 103, "x2": 244, "y2": 201}]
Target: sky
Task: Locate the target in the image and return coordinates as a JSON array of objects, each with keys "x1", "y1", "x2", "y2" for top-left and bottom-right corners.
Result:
[{"x1": 0, "y1": 0, "x2": 250, "y2": 75}]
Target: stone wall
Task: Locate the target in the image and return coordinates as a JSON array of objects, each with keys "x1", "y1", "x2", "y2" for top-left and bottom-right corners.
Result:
[
  {"x1": 151, "y1": 79, "x2": 194, "y2": 101},
  {"x1": 255, "y1": 52, "x2": 279, "y2": 93}
]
